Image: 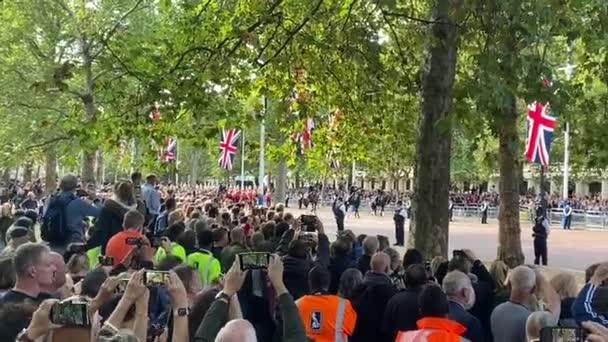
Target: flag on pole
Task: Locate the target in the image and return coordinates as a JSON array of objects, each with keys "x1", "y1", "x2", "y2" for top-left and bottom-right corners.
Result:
[
  {"x1": 292, "y1": 118, "x2": 314, "y2": 155},
  {"x1": 525, "y1": 101, "x2": 556, "y2": 166},
  {"x1": 164, "y1": 136, "x2": 177, "y2": 162},
  {"x1": 151, "y1": 102, "x2": 160, "y2": 121},
  {"x1": 218, "y1": 128, "x2": 241, "y2": 170}
]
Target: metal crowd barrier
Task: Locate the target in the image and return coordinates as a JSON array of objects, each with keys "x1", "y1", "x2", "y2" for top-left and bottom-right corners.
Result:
[{"x1": 289, "y1": 199, "x2": 608, "y2": 230}]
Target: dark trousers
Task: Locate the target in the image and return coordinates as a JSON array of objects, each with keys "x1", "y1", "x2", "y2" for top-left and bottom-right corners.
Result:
[
  {"x1": 449, "y1": 209, "x2": 453, "y2": 222},
  {"x1": 564, "y1": 216, "x2": 572, "y2": 230},
  {"x1": 394, "y1": 219, "x2": 404, "y2": 245},
  {"x1": 481, "y1": 211, "x2": 488, "y2": 224},
  {"x1": 336, "y1": 216, "x2": 345, "y2": 232},
  {"x1": 298, "y1": 199, "x2": 303, "y2": 209},
  {"x1": 534, "y1": 238, "x2": 548, "y2": 265},
  {"x1": 285, "y1": 199, "x2": 289, "y2": 208}
]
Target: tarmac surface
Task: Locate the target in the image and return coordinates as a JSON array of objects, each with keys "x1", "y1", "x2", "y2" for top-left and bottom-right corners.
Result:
[{"x1": 287, "y1": 206, "x2": 607, "y2": 272}]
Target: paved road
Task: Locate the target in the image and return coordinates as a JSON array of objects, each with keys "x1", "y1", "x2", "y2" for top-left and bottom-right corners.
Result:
[{"x1": 287, "y1": 206, "x2": 606, "y2": 271}]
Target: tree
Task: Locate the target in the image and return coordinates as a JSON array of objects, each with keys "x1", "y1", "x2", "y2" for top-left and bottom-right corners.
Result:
[{"x1": 408, "y1": 0, "x2": 462, "y2": 258}]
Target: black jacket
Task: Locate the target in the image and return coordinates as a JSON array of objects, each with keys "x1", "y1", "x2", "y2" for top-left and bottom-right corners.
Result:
[
  {"x1": 328, "y1": 255, "x2": 357, "y2": 294},
  {"x1": 280, "y1": 229, "x2": 330, "y2": 300},
  {"x1": 469, "y1": 260, "x2": 495, "y2": 341},
  {"x1": 351, "y1": 272, "x2": 398, "y2": 342},
  {"x1": 448, "y1": 300, "x2": 484, "y2": 342},
  {"x1": 382, "y1": 287, "x2": 422, "y2": 340},
  {"x1": 356, "y1": 254, "x2": 372, "y2": 275},
  {"x1": 85, "y1": 198, "x2": 137, "y2": 254}
]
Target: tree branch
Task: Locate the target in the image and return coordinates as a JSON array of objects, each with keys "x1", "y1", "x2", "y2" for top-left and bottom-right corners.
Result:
[
  {"x1": 193, "y1": 0, "x2": 214, "y2": 23},
  {"x1": 259, "y1": 0, "x2": 324, "y2": 68},
  {"x1": 92, "y1": 0, "x2": 146, "y2": 59},
  {"x1": 341, "y1": 0, "x2": 357, "y2": 33},
  {"x1": 102, "y1": 41, "x2": 145, "y2": 82},
  {"x1": 383, "y1": 11, "x2": 460, "y2": 27},
  {"x1": 10, "y1": 102, "x2": 66, "y2": 115},
  {"x1": 24, "y1": 136, "x2": 70, "y2": 150},
  {"x1": 51, "y1": 0, "x2": 74, "y2": 17},
  {"x1": 255, "y1": 20, "x2": 282, "y2": 63}
]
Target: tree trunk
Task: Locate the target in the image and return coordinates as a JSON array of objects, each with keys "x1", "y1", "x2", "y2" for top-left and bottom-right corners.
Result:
[
  {"x1": 79, "y1": 37, "x2": 97, "y2": 188},
  {"x1": 96, "y1": 150, "x2": 104, "y2": 184},
  {"x1": 1, "y1": 169, "x2": 10, "y2": 185},
  {"x1": 409, "y1": 0, "x2": 459, "y2": 259},
  {"x1": 23, "y1": 162, "x2": 33, "y2": 184},
  {"x1": 496, "y1": 97, "x2": 525, "y2": 267},
  {"x1": 275, "y1": 154, "x2": 287, "y2": 204},
  {"x1": 81, "y1": 151, "x2": 97, "y2": 187},
  {"x1": 45, "y1": 147, "x2": 58, "y2": 195},
  {"x1": 190, "y1": 149, "x2": 201, "y2": 186}
]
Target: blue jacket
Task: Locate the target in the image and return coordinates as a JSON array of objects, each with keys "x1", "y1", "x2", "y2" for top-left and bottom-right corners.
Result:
[
  {"x1": 62, "y1": 192, "x2": 100, "y2": 244},
  {"x1": 142, "y1": 184, "x2": 161, "y2": 215},
  {"x1": 572, "y1": 283, "x2": 608, "y2": 326}
]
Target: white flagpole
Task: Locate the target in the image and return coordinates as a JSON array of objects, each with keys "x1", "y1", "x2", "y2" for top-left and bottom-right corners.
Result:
[
  {"x1": 563, "y1": 122, "x2": 569, "y2": 200},
  {"x1": 240, "y1": 130, "x2": 245, "y2": 190},
  {"x1": 259, "y1": 96, "x2": 266, "y2": 204},
  {"x1": 175, "y1": 139, "x2": 179, "y2": 185}
]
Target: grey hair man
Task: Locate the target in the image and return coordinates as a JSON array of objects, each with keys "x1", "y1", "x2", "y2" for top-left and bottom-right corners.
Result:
[
  {"x1": 357, "y1": 236, "x2": 379, "y2": 275},
  {"x1": 491, "y1": 266, "x2": 561, "y2": 342},
  {"x1": 443, "y1": 270, "x2": 484, "y2": 342}
]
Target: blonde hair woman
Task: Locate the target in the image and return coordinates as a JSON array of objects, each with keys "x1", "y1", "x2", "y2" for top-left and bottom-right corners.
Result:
[
  {"x1": 0, "y1": 203, "x2": 14, "y2": 249},
  {"x1": 550, "y1": 272, "x2": 578, "y2": 321},
  {"x1": 490, "y1": 260, "x2": 510, "y2": 307}
]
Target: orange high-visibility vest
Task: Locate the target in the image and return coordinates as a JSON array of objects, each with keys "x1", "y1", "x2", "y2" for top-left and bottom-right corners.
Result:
[{"x1": 297, "y1": 294, "x2": 357, "y2": 342}]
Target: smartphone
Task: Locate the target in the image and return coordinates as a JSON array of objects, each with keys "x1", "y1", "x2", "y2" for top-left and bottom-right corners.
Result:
[
  {"x1": 50, "y1": 302, "x2": 91, "y2": 327},
  {"x1": 238, "y1": 252, "x2": 271, "y2": 271},
  {"x1": 300, "y1": 215, "x2": 317, "y2": 232},
  {"x1": 115, "y1": 277, "x2": 129, "y2": 294},
  {"x1": 453, "y1": 250, "x2": 467, "y2": 259},
  {"x1": 98, "y1": 255, "x2": 114, "y2": 266},
  {"x1": 125, "y1": 237, "x2": 144, "y2": 247},
  {"x1": 143, "y1": 270, "x2": 170, "y2": 286},
  {"x1": 540, "y1": 327, "x2": 585, "y2": 342}
]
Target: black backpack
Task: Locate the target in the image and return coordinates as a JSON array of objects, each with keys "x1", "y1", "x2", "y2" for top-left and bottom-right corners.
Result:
[{"x1": 41, "y1": 192, "x2": 76, "y2": 244}]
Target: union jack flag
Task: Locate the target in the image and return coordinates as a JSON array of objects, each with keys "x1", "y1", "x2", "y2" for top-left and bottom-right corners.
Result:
[
  {"x1": 525, "y1": 101, "x2": 556, "y2": 166},
  {"x1": 218, "y1": 128, "x2": 241, "y2": 170},
  {"x1": 164, "y1": 136, "x2": 177, "y2": 162}
]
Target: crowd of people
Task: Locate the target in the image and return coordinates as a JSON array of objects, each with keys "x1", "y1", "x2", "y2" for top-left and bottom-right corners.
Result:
[{"x1": 0, "y1": 173, "x2": 607, "y2": 341}]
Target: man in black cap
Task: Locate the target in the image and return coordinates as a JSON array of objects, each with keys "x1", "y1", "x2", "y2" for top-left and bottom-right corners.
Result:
[{"x1": 0, "y1": 225, "x2": 31, "y2": 257}]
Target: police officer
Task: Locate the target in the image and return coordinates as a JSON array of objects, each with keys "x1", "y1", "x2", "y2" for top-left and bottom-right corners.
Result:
[
  {"x1": 562, "y1": 200, "x2": 573, "y2": 230},
  {"x1": 448, "y1": 198, "x2": 454, "y2": 222},
  {"x1": 393, "y1": 201, "x2": 407, "y2": 246},
  {"x1": 532, "y1": 206, "x2": 550, "y2": 265},
  {"x1": 480, "y1": 199, "x2": 488, "y2": 224},
  {"x1": 333, "y1": 196, "x2": 346, "y2": 232}
]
